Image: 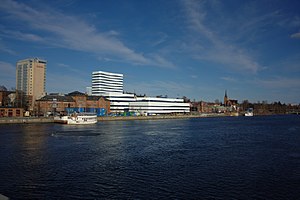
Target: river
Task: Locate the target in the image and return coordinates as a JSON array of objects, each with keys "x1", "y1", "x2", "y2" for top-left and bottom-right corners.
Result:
[{"x1": 0, "y1": 115, "x2": 299, "y2": 199}]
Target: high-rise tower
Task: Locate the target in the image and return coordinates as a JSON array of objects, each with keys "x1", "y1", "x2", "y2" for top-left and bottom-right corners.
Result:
[
  {"x1": 92, "y1": 71, "x2": 123, "y2": 95},
  {"x1": 16, "y1": 58, "x2": 47, "y2": 110}
]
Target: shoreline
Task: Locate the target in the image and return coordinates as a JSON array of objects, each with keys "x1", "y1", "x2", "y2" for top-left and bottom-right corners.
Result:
[
  {"x1": 0, "y1": 113, "x2": 226, "y2": 124},
  {"x1": 97, "y1": 113, "x2": 227, "y2": 121},
  {"x1": 0, "y1": 113, "x2": 295, "y2": 124}
]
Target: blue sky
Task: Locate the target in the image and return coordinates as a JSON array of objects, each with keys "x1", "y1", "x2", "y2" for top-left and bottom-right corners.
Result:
[{"x1": 0, "y1": 0, "x2": 300, "y2": 104}]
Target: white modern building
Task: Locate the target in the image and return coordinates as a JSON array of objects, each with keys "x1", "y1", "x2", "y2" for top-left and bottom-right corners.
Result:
[
  {"x1": 90, "y1": 70, "x2": 190, "y2": 115},
  {"x1": 86, "y1": 86, "x2": 92, "y2": 96},
  {"x1": 129, "y1": 96, "x2": 190, "y2": 115},
  {"x1": 104, "y1": 92, "x2": 135, "y2": 113},
  {"x1": 102, "y1": 93, "x2": 190, "y2": 115},
  {"x1": 92, "y1": 71, "x2": 123, "y2": 95}
]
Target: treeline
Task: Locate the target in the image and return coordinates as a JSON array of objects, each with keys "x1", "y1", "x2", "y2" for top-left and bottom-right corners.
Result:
[{"x1": 240, "y1": 100, "x2": 300, "y2": 115}]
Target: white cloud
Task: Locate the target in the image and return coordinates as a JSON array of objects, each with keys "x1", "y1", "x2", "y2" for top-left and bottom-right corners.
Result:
[
  {"x1": 2, "y1": 30, "x2": 44, "y2": 42},
  {"x1": 182, "y1": 0, "x2": 260, "y2": 73},
  {"x1": 151, "y1": 32, "x2": 168, "y2": 47},
  {"x1": 0, "y1": 39, "x2": 16, "y2": 55},
  {"x1": 221, "y1": 76, "x2": 237, "y2": 82},
  {"x1": 0, "y1": 61, "x2": 15, "y2": 88},
  {"x1": 0, "y1": 0, "x2": 174, "y2": 68},
  {"x1": 290, "y1": 32, "x2": 300, "y2": 39},
  {"x1": 254, "y1": 77, "x2": 300, "y2": 89},
  {"x1": 56, "y1": 63, "x2": 83, "y2": 74},
  {"x1": 149, "y1": 54, "x2": 176, "y2": 69},
  {"x1": 125, "y1": 80, "x2": 193, "y2": 97},
  {"x1": 0, "y1": 61, "x2": 15, "y2": 76},
  {"x1": 46, "y1": 72, "x2": 90, "y2": 94}
]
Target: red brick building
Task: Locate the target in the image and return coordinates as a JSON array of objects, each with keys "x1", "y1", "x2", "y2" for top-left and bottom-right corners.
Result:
[
  {"x1": 0, "y1": 107, "x2": 24, "y2": 117},
  {"x1": 36, "y1": 91, "x2": 110, "y2": 116},
  {"x1": 0, "y1": 91, "x2": 24, "y2": 117}
]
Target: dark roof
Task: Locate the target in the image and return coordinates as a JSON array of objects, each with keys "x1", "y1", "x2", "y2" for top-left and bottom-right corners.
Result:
[
  {"x1": 67, "y1": 91, "x2": 85, "y2": 96},
  {"x1": 37, "y1": 95, "x2": 75, "y2": 102},
  {"x1": 87, "y1": 95, "x2": 108, "y2": 101},
  {"x1": 0, "y1": 85, "x2": 7, "y2": 91},
  {"x1": 87, "y1": 96, "x2": 101, "y2": 101},
  {"x1": 0, "y1": 91, "x2": 15, "y2": 95}
]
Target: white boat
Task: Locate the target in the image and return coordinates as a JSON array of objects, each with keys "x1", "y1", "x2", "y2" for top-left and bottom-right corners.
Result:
[
  {"x1": 245, "y1": 108, "x2": 254, "y2": 116},
  {"x1": 54, "y1": 112, "x2": 97, "y2": 124}
]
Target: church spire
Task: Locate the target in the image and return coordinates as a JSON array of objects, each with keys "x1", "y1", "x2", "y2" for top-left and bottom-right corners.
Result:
[{"x1": 224, "y1": 90, "x2": 228, "y2": 106}]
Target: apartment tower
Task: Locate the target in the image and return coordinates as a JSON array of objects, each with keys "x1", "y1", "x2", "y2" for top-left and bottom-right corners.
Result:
[
  {"x1": 92, "y1": 71, "x2": 123, "y2": 96},
  {"x1": 16, "y1": 58, "x2": 47, "y2": 110}
]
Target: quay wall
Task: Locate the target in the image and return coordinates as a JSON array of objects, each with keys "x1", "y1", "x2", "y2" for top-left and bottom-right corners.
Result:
[
  {"x1": 0, "y1": 113, "x2": 248, "y2": 124},
  {"x1": 0, "y1": 117, "x2": 53, "y2": 124},
  {"x1": 98, "y1": 113, "x2": 225, "y2": 121}
]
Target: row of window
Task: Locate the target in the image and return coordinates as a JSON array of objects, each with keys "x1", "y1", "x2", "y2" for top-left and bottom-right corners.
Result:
[
  {"x1": 92, "y1": 80, "x2": 123, "y2": 85},
  {"x1": 0, "y1": 109, "x2": 22, "y2": 117},
  {"x1": 92, "y1": 73, "x2": 123, "y2": 79},
  {"x1": 92, "y1": 76, "x2": 122, "y2": 80},
  {"x1": 92, "y1": 83, "x2": 123, "y2": 88}
]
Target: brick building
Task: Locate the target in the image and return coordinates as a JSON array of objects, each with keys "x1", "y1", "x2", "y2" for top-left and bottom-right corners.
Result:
[
  {"x1": 0, "y1": 107, "x2": 24, "y2": 117},
  {"x1": 0, "y1": 91, "x2": 24, "y2": 117},
  {"x1": 36, "y1": 91, "x2": 110, "y2": 116}
]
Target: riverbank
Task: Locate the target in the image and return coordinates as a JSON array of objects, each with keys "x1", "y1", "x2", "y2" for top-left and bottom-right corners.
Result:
[
  {"x1": 98, "y1": 113, "x2": 226, "y2": 121},
  {"x1": 2, "y1": 112, "x2": 291, "y2": 124},
  {"x1": 0, "y1": 117, "x2": 54, "y2": 124},
  {"x1": 0, "y1": 114, "x2": 226, "y2": 124}
]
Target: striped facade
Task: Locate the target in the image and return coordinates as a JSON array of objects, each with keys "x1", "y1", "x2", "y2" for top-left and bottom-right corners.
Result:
[
  {"x1": 129, "y1": 97, "x2": 190, "y2": 115},
  {"x1": 101, "y1": 92, "x2": 135, "y2": 113},
  {"x1": 92, "y1": 71, "x2": 123, "y2": 95}
]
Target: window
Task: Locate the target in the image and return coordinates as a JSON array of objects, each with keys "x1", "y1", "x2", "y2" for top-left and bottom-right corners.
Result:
[
  {"x1": 0, "y1": 109, "x2": 5, "y2": 117},
  {"x1": 8, "y1": 109, "x2": 13, "y2": 117},
  {"x1": 16, "y1": 109, "x2": 21, "y2": 117}
]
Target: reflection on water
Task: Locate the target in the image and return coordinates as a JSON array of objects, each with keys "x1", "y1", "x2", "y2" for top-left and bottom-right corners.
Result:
[{"x1": 0, "y1": 115, "x2": 300, "y2": 199}]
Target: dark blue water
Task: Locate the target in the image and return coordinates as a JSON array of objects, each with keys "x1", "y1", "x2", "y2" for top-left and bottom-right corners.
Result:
[{"x1": 0, "y1": 115, "x2": 299, "y2": 199}]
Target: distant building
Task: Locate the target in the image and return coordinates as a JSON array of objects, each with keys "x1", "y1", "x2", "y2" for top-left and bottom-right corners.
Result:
[
  {"x1": 90, "y1": 70, "x2": 191, "y2": 114},
  {"x1": 0, "y1": 107, "x2": 24, "y2": 117},
  {"x1": 129, "y1": 96, "x2": 190, "y2": 115},
  {"x1": 224, "y1": 90, "x2": 238, "y2": 107},
  {"x1": 103, "y1": 92, "x2": 136, "y2": 113},
  {"x1": 0, "y1": 91, "x2": 13, "y2": 107},
  {"x1": 36, "y1": 94, "x2": 74, "y2": 116},
  {"x1": 92, "y1": 71, "x2": 123, "y2": 95},
  {"x1": 16, "y1": 58, "x2": 47, "y2": 111},
  {"x1": 36, "y1": 91, "x2": 110, "y2": 116},
  {"x1": 0, "y1": 90, "x2": 24, "y2": 117},
  {"x1": 86, "y1": 86, "x2": 92, "y2": 96}
]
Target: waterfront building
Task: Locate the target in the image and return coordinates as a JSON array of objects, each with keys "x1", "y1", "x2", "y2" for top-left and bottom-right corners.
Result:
[
  {"x1": 102, "y1": 92, "x2": 136, "y2": 113},
  {"x1": 92, "y1": 71, "x2": 123, "y2": 95},
  {"x1": 36, "y1": 94, "x2": 75, "y2": 116},
  {"x1": 224, "y1": 90, "x2": 238, "y2": 107},
  {"x1": 97, "y1": 92, "x2": 191, "y2": 115},
  {"x1": 86, "y1": 87, "x2": 92, "y2": 96},
  {"x1": 129, "y1": 96, "x2": 190, "y2": 115},
  {"x1": 36, "y1": 91, "x2": 110, "y2": 117},
  {"x1": 90, "y1": 70, "x2": 191, "y2": 114},
  {"x1": 0, "y1": 107, "x2": 24, "y2": 117},
  {"x1": 16, "y1": 58, "x2": 47, "y2": 111},
  {"x1": 0, "y1": 90, "x2": 25, "y2": 117}
]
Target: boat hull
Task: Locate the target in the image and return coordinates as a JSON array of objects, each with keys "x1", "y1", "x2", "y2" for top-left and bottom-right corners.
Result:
[{"x1": 54, "y1": 113, "x2": 97, "y2": 125}]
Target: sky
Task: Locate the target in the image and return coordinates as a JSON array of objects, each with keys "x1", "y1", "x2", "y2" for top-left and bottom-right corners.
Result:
[{"x1": 0, "y1": 0, "x2": 300, "y2": 104}]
